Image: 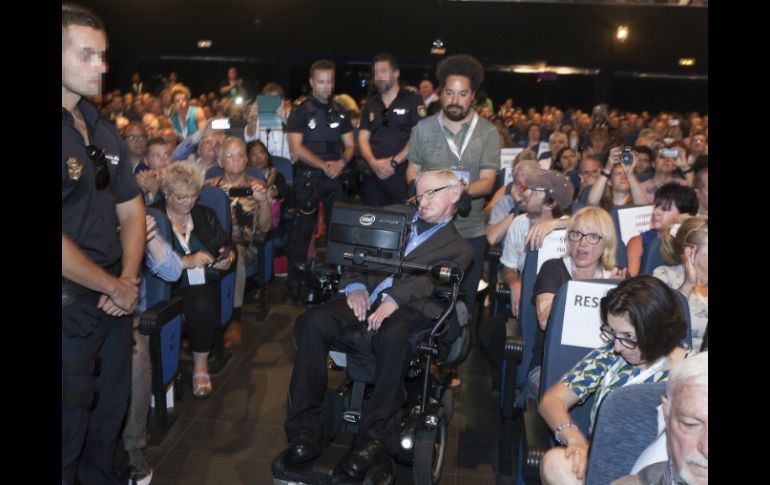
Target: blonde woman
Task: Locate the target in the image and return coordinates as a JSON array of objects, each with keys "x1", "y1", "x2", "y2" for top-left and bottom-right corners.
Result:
[{"x1": 654, "y1": 215, "x2": 708, "y2": 350}]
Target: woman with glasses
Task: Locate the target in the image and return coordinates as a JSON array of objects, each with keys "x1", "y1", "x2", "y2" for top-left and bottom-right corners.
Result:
[
  {"x1": 654, "y1": 215, "x2": 708, "y2": 351},
  {"x1": 152, "y1": 162, "x2": 236, "y2": 398},
  {"x1": 526, "y1": 207, "x2": 626, "y2": 400},
  {"x1": 538, "y1": 275, "x2": 691, "y2": 485}
]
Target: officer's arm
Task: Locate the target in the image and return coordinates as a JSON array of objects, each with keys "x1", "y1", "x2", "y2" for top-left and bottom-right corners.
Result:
[
  {"x1": 357, "y1": 129, "x2": 378, "y2": 166},
  {"x1": 115, "y1": 194, "x2": 146, "y2": 281},
  {"x1": 392, "y1": 141, "x2": 410, "y2": 166},
  {"x1": 62, "y1": 234, "x2": 122, "y2": 295},
  {"x1": 341, "y1": 131, "x2": 355, "y2": 164},
  {"x1": 288, "y1": 132, "x2": 328, "y2": 170},
  {"x1": 466, "y1": 168, "x2": 497, "y2": 198}
]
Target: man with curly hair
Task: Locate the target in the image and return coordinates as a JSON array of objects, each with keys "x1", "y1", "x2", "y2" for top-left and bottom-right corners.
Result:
[{"x1": 406, "y1": 54, "x2": 501, "y2": 317}]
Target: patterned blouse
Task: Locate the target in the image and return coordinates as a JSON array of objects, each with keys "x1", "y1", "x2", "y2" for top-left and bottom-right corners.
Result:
[{"x1": 562, "y1": 344, "x2": 675, "y2": 433}]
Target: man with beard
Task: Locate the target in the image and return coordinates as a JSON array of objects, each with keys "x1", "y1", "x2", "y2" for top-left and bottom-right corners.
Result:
[
  {"x1": 406, "y1": 54, "x2": 501, "y2": 317},
  {"x1": 358, "y1": 53, "x2": 425, "y2": 206},
  {"x1": 478, "y1": 170, "x2": 572, "y2": 394},
  {"x1": 285, "y1": 59, "x2": 355, "y2": 303}
]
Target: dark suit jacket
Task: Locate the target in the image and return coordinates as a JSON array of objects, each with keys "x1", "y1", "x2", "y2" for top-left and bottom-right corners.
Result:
[{"x1": 339, "y1": 219, "x2": 474, "y2": 320}]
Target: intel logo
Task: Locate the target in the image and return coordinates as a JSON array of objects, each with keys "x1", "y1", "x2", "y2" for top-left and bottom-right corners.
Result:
[{"x1": 359, "y1": 214, "x2": 376, "y2": 225}]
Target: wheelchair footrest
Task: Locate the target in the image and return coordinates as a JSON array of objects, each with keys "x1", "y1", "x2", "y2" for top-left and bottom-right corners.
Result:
[{"x1": 272, "y1": 432, "x2": 395, "y2": 485}]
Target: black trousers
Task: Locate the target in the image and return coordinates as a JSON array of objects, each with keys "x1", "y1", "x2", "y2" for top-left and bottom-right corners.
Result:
[
  {"x1": 359, "y1": 163, "x2": 408, "y2": 207},
  {"x1": 173, "y1": 284, "x2": 217, "y2": 353},
  {"x1": 287, "y1": 174, "x2": 343, "y2": 292},
  {"x1": 62, "y1": 293, "x2": 132, "y2": 485},
  {"x1": 285, "y1": 298, "x2": 431, "y2": 442}
]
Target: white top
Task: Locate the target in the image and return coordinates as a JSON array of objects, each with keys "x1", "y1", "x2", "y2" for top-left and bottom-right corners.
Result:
[
  {"x1": 652, "y1": 264, "x2": 708, "y2": 351},
  {"x1": 499, "y1": 214, "x2": 532, "y2": 273}
]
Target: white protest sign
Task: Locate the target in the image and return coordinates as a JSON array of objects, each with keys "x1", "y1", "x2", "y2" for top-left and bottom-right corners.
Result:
[
  {"x1": 617, "y1": 205, "x2": 653, "y2": 246},
  {"x1": 536, "y1": 229, "x2": 567, "y2": 273},
  {"x1": 560, "y1": 280, "x2": 618, "y2": 348},
  {"x1": 501, "y1": 148, "x2": 523, "y2": 186}
]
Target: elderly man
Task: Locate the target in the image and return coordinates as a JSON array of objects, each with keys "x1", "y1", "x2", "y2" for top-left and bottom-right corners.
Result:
[
  {"x1": 613, "y1": 351, "x2": 708, "y2": 485},
  {"x1": 283, "y1": 170, "x2": 473, "y2": 480}
]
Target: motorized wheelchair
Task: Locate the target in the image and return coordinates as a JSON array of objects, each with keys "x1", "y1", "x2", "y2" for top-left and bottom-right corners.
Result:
[{"x1": 272, "y1": 203, "x2": 471, "y2": 485}]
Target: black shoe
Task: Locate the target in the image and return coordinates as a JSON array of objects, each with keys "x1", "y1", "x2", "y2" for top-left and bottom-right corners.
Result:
[
  {"x1": 285, "y1": 433, "x2": 322, "y2": 466},
  {"x1": 341, "y1": 438, "x2": 385, "y2": 481}
]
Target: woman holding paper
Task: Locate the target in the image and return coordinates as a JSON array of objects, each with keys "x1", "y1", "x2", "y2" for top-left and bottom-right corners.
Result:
[{"x1": 537, "y1": 276, "x2": 691, "y2": 485}]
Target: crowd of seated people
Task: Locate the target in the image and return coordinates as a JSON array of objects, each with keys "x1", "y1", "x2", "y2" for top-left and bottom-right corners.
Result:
[{"x1": 84, "y1": 68, "x2": 709, "y2": 484}]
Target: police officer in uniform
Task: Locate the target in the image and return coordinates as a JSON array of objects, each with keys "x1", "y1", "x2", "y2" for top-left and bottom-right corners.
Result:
[
  {"x1": 62, "y1": 4, "x2": 146, "y2": 484},
  {"x1": 285, "y1": 59, "x2": 355, "y2": 303},
  {"x1": 358, "y1": 53, "x2": 425, "y2": 206}
]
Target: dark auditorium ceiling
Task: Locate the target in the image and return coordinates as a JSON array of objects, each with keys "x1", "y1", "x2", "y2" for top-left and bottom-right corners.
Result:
[{"x1": 76, "y1": 0, "x2": 708, "y2": 76}]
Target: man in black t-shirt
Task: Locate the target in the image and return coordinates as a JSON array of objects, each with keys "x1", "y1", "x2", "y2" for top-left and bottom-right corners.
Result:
[{"x1": 358, "y1": 53, "x2": 425, "y2": 206}]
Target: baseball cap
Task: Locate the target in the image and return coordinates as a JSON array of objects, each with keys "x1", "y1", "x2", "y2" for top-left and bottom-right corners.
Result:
[{"x1": 523, "y1": 169, "x2": 574, "y2": 208}]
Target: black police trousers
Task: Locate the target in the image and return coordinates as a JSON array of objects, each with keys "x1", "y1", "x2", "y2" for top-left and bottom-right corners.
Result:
[{"x1": 62, "y1": 291, "x2": 132, "y2": 485}]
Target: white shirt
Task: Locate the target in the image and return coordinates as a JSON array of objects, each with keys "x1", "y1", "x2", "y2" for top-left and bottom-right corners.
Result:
[{"x1": 499, "y1": 215, "x2": 532, "y2": 272}]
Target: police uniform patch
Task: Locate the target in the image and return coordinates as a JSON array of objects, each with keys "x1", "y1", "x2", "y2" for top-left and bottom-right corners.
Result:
[
  {"x1": 417, "y1": 105, "x2": 427, "y2": 118},
  {"x1": 308, "y1": 118, "x2": 317, "y2": 130},
  {"x1": 66, "y1": 157, "x2": 83, "y2": 181},
  {"x1": 369, "y1": 111, "x2": 375, "y2": 123}
]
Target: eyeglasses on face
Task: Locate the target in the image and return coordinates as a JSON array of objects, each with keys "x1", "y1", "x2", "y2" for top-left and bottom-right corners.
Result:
[
  {"x1": 568, "y1": 230, "x2": 602, "y2": 245},
  {"x1": 415, "y1": 185, "x2": 451, "y2": 204},
  {"x1": 169, "y1": 193, "x2": 199, "y2": 203},
  {"x1": 85, "y1": 145, "x2": 110, "y2": 190},
  {"x1": 600, "y1": 325, "x2": 638, "y2": 349},
  {"x1": 525, "y1": 185, "x2": 547, "y2": 193},
  {"x1": 124, "y1": 134, "x2": 146, "y2": 142}
]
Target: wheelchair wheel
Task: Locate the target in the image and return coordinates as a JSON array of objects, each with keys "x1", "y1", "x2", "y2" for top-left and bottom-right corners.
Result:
[
  {"x1": 412, "y1": 419, "x2": 447, "y2": 485},
  {"x1": 441, "y1": 387, "x2": 454, "y2": 424}
]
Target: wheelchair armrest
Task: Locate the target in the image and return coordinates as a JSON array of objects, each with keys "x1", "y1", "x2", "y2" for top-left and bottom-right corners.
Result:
[
  {"x1": 503, "y1": 317, "x2": 524, "y2": 361},
  {"x1": 139, "y1": 296, "x2": 184, "y2": 335},
  {"x1": 521, "y1": 397, "x2": 553, "y2": 482},
  {"x1": 433, "y1": 285, "x2": 467, "y2": 301}
]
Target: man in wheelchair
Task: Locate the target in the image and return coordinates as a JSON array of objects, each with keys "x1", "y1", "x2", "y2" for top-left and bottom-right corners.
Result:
[{"x1": 282, "y1": 170, "x2": 473, "y2": 480}]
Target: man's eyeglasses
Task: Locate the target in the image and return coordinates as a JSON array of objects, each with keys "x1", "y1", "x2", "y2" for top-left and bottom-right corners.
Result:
[
  {"x1": 600, "y1": 325, "x2": 638, "y2": 349},
  {"x1": 85, "y1": 145, "x2": 110, "y2": 190},
  {"x1": 124, "y1": 135, "x2": 146, "y2": 142},
  {"x1": 415, "y1": 185, "x2": 450, "y2": 205},
  {"x1": 568, "y1": 230, "x2": 602, "y2": 245},
  {"x1": 381, "y1": 108, "x2": 390, "y2": 127}
]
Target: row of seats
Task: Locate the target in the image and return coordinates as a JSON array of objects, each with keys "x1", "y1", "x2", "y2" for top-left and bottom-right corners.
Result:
[{"x1": 487, "y1": 225, "x2": 689, "y2": 483}]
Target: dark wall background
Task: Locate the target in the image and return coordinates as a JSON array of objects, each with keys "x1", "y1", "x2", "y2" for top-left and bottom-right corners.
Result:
[{"x1": 77, "y1": 0, "x2": 708, "y2": 112}]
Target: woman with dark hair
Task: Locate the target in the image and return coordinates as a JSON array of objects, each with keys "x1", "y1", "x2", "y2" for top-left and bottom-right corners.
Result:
[
  {"x1": 246, "y1": 139, "x2": 288, "y2": 202},
  {"x1": 538, "y1": 275, "x2": 691, "y2": 485},
  {"x1": 626, "y1": 183, "x2": 699, "y2": 276},
  {"x1": 550, "y1": 146, "x2": 582, "y2": 191}
]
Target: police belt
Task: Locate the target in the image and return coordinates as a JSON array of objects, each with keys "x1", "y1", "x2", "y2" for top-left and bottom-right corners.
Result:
[
  {"x1": 303, "y1": 140, "x2": 342, "y2": 157},
  {"x1": 62, "y1": 260, "x2": 122, "y2": 307}
]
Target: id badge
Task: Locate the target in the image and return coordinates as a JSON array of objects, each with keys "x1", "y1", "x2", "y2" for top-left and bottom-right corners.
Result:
[
  {"x1": 187, "y1": 267, "x2": 206, "y2": 286},
  {"x1": 451, "y1": 168, "x2": 471, "y2": 187}
]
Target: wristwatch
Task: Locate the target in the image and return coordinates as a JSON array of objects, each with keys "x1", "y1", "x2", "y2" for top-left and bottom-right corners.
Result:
[{"x1": 390, "y1": 157, "x2": 399, "y2": 169}]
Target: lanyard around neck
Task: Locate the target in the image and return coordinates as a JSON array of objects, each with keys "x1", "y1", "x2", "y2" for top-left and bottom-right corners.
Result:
[{"x1": 440, "y1": 111, "x2": 479, "y2": 162}]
